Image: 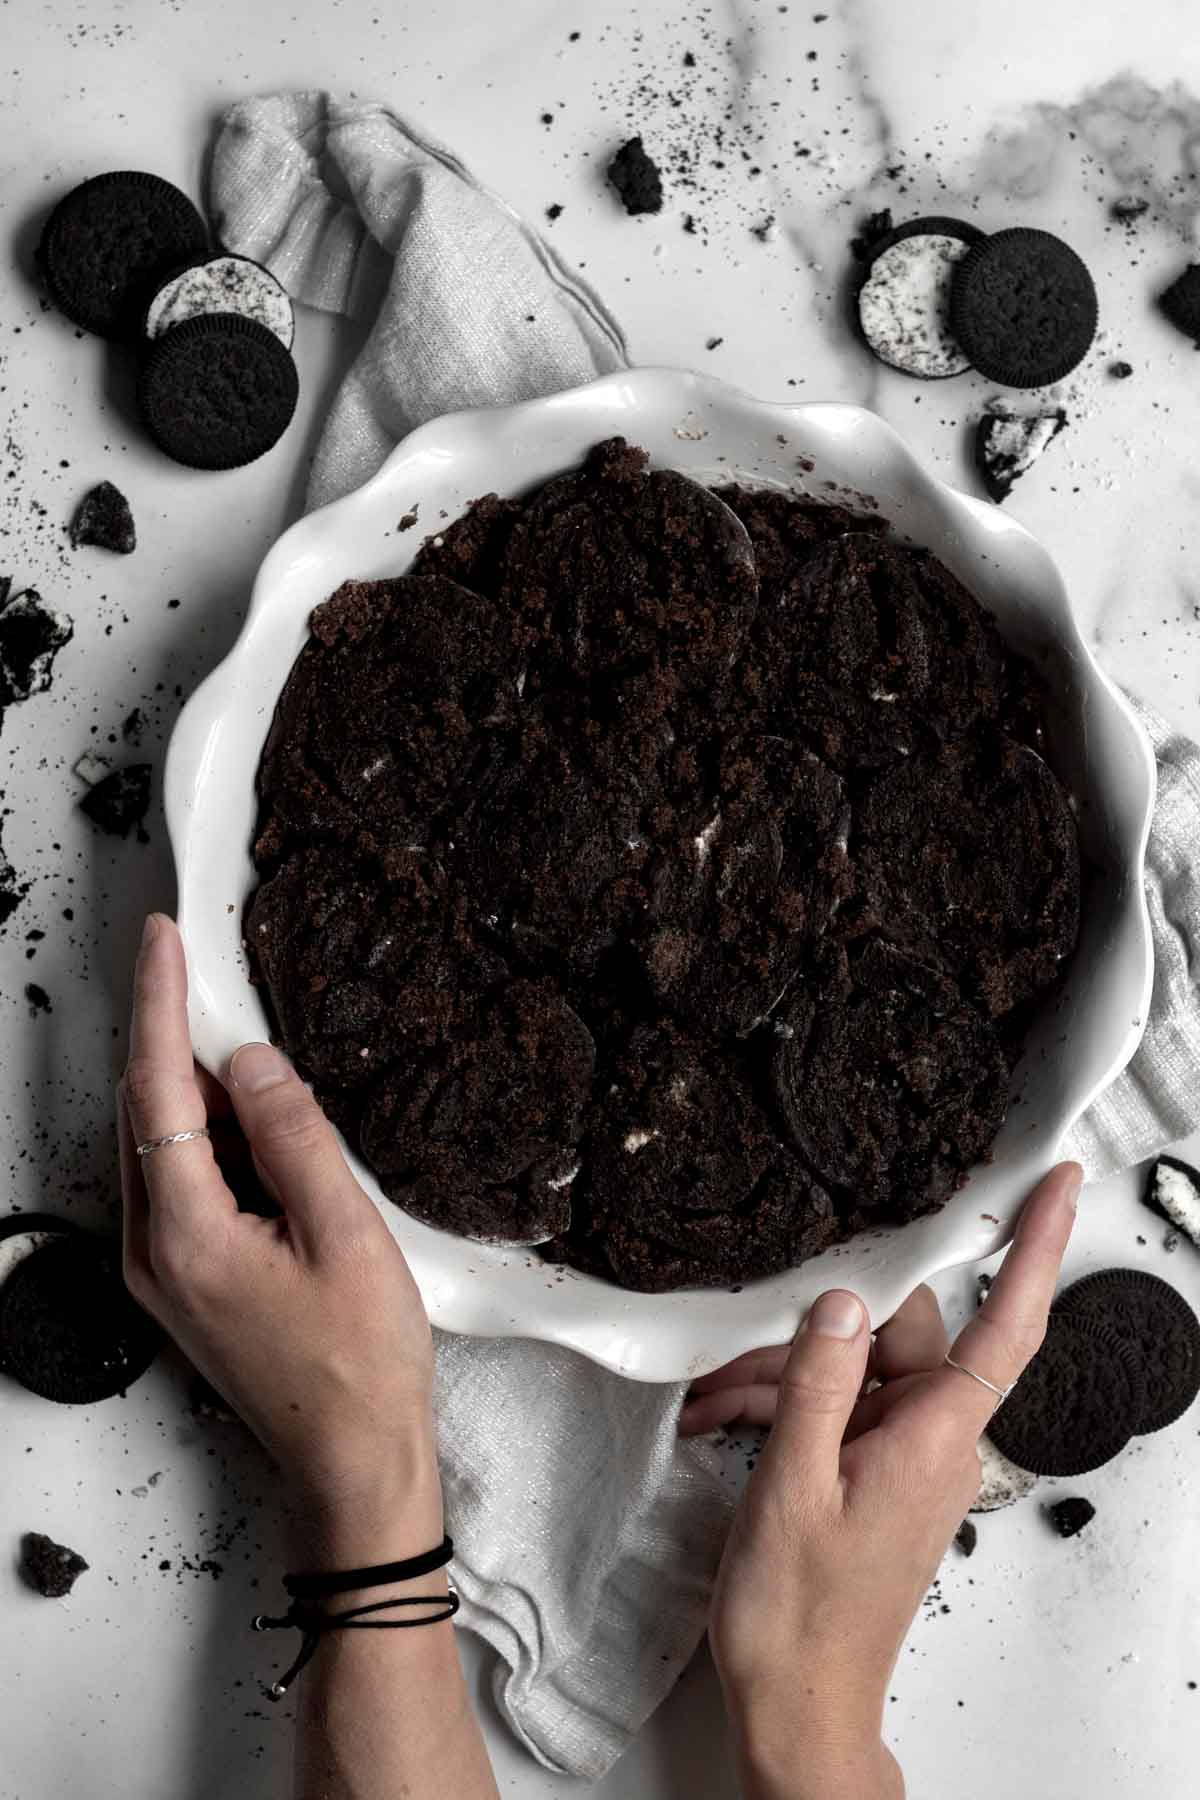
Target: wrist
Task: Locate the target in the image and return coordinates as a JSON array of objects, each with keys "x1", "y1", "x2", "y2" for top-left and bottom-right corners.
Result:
[
  {"x1": 719, "y1": 1666, "x2": 899, "y2": 1800},
  {"x1": 735, "y1": 1731, "x2": 903, "y2": 1800},
  {"x1": 285, "y1": 1428, "x2": 444, "y2": 1571}
]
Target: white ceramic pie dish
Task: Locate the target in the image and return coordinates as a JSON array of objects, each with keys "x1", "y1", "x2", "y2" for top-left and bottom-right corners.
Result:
[{"x1": 165, "y1": 367, "x2": 1156, "y2": 1382}]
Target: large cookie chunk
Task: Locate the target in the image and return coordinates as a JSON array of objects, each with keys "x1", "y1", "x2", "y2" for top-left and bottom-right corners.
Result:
[
  {"x1": 245, "y1": 847, "x2": 505, "y2": 1097},
  {"x1": 567, "y1": 1022, "x2": 839, "y2": 1290},
  {"x1": 639, "y1": 735, "x2": 848, "y2": 1037},
  {"x1": 772, "y1": 939, "x2": 1009, "y2": 1223},
  {"x1": 359, "y1": 978, "x2": 594, "y2": 1239},
  {"x1": 500, "y1": 438, "x2": 758, "y2": 697},
  {"x1": 255, "y1": 573, "x2": 523, "y2": 860},
  {"x1": 853, "y1": 736, "x2": 1080, "y2": 1016},
  {"x1": 743, "y1": 533, "x2": 1008, "y2": 770}
]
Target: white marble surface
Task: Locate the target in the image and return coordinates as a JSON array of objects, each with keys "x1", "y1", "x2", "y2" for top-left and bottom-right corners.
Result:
[{"x1": 1, "y1": 1, "x2": 1199, "y2": 1795}]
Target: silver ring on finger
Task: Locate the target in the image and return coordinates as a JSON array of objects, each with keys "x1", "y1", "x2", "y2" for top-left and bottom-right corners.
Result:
[
  {"x1": 943, "y1": 1352, "x2": 1014, "y2": 1409},
  {"x1": 136, "y1": 1127, "x2": 212, "y2": 1158}
]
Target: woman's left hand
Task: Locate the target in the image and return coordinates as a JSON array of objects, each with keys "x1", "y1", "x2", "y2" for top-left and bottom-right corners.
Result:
[{"x1": 119, "y1": 914, "x2": 441, "y2": 1566}]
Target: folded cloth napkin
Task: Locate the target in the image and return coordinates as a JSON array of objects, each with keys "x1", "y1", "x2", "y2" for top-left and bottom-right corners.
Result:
[{"x1": 210, "y1": 92, "x2": 1200, "y2": 1781}]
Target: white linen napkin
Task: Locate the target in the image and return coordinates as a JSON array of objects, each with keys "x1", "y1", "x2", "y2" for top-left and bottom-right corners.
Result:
[{"x1": 210, "y1": 92, "x2": 1200, "y2": 1782}]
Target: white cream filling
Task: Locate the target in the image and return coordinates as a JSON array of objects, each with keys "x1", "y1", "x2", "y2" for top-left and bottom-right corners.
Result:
[
  {"x1": 858, "y1": 234, "x2": 973, "y2": 378},
  {"x1": 146, "y1": 254, "x2": 294, "y2": 348},
  {"x1": 971, "y1": 1433, "x2": 1037, "y2": 1513},
  {"x1": 1152, "y1": 1162, "x2": 1200, "y2": 1242}
]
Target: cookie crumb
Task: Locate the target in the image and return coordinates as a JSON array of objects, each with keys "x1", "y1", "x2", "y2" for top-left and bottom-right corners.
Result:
[
  {"x1": 69, "y1": 482, "x2": 136, "y2": 555},
  {"x1": 1045, "y1": 1496, "x2": 1095, "y2": 1539},
  {"x1": 79, "y1": 764, "x2": 152, "y2": 842},
  {"x1": 20, "y1": 1531, "x2": 88, "y2": 1598},
  {"x1": 607, "y1": 138, "x2": 664, "y2": 216}
]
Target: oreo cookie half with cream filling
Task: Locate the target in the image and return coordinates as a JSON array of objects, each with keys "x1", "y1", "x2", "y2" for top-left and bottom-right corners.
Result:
[
  {"x1": 144, "y1": 253, "x2": 294, "y2": 349},
  {"x1": 856, "y1": 216, "x2": 984, "y2": 378},
  {"x1": 975, "y1": 408, "x2": 1068, "y2": 503},
  {"x1": 1142, "y1": 1155, "x2": 1200, "y2": 1250},
  {"x1": 970, "y1": 1433, "x2": 1038, "y2": 1513}
]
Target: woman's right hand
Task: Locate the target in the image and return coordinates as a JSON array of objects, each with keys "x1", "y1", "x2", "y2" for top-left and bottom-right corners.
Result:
[
  {"x1": 119, "y1": 914, "x2": 441, "y2": 1569},
  {"x1": 707, "y1": 1162, "x2": 1081, "y2": 1800}
]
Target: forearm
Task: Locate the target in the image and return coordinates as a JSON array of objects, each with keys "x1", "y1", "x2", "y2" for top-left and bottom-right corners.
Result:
[
  {"x1": 288, "y1": 1441, "x2": 499, "y2": 1800},
  {"x1": 293, "y1": 1616, "x2": 499, "y2": 1800}
]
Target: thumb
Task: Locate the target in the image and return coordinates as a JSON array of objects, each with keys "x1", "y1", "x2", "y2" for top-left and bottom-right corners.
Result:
[
  {"x1": 226, "y1": 1042, "x2": 369, "y2": 1257},
  {"x1": 759, "y1": 1290, "x2": 871, "y2": 1499}
]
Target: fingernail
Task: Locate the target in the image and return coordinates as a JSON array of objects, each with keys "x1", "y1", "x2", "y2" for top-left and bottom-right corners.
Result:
[
  {"x1": 140, "y1": 914, "x2": 160, "y2": 949},
  {"x1": 230, "y1": 1042, "x2": 291, "y2": 1094},
  {"x1": 1061, "y1": 1162, "x2": 1084, "y2": 1212},
  {"x1": 807, "y1": 1290, "x2": 865, "y2": 1339}
]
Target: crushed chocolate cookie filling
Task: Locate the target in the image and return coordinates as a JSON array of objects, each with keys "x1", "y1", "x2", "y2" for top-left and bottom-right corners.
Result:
[{"x1": 247, "y1": 438, "x2": 1076, "y2": 1292}]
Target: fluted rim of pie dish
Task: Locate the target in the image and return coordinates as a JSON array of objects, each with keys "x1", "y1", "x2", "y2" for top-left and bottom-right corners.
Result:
[{"x1": 165, "y1": 367, "x2": 1156, "y2": 1382}]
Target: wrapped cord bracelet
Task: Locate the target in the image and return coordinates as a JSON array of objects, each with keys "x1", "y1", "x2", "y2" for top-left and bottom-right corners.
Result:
[{"x1": 253, "y1": 1533, "x2": 458, "y2": 1696}]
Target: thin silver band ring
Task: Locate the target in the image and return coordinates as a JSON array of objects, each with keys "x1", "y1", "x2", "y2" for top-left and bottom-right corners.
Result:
[
  {"x1": 943, "y1": 1353, "x2": 1013, "y2": 1407},
  {"x1": 136, "y1": 1127, "x2": 212, "y2": 1158}
]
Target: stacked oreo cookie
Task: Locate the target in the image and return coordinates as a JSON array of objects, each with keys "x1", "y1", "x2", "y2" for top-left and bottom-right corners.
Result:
[
  {"x1": 854, "y1": 215, "x2": 1097, "y2": 389},
  {"x1": 38, "y1": 171, "x2": 297, "y2": 470},
  {"x1": 988, "y1": 1268, "x2": 1200, "y2": 1477},
  {"x1": 247, "y1": 438, "x2": 1081, "y2": 1292}
]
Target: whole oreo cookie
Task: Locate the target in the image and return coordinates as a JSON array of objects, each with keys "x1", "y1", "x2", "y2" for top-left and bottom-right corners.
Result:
[
  {"x1": 987, "y1": 1311, "x2": 1145, "y2": 1477},
  {"x1": 39, "y1": 171, "x2": 208, "y2": 339},
  {"x1": 950, "y1": 228, "x2": 1098, "y2": 387},
  {"x1": 1054, "y1": 1268, "x2": 1200, "y2": 1434},
  {"x1": 145, "y1": 253, "x2": 294, "y2": 348},
  {"x1": 0, "y1": 1234, "x2": 162, "y2": 1404},
  {"x1": 138, "y1": 313, "x2": 299, "y2": 470},
  {"x1": 855, "y1": 215, "x2": 984, "y2": 379}
]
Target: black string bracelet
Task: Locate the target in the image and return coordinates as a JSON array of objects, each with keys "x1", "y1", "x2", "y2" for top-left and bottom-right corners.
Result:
[{"x1": 253, "y1": 1534, "x2": 458, "y2": 1697}]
